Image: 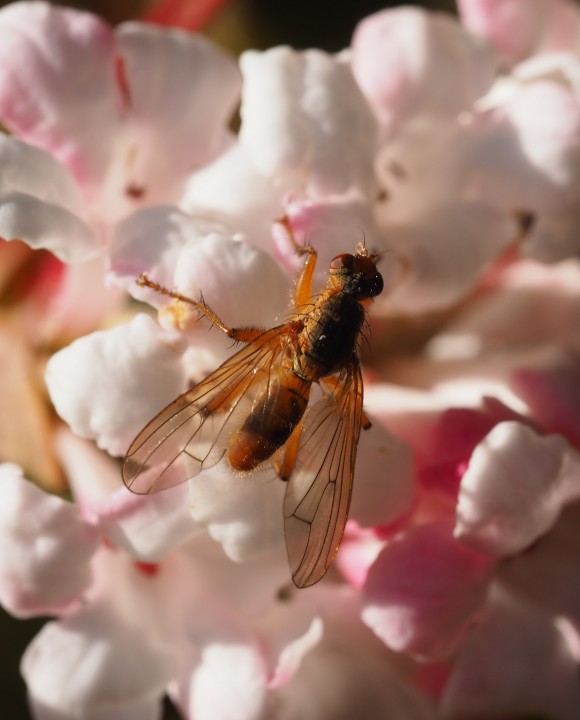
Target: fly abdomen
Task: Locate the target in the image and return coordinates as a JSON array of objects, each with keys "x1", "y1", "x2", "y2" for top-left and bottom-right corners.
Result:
[{"x1": 228, "y1": 372, "x2": 310, "y2": 472}]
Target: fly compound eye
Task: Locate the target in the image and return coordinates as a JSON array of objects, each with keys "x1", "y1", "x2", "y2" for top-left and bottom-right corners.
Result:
[
  {"x1": 351, "y1": 255, "x2": 384, "y2": 298},
  {"x1": 330, "y1": 253, "x2": 354, "y2": 271}
]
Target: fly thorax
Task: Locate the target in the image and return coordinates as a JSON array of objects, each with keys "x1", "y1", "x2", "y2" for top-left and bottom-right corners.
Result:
[{"x1": 294, "y1": 294, "x2": 365, "y2": 380}]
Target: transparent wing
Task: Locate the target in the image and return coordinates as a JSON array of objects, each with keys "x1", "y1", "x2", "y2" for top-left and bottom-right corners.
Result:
[
  {"x1": 283, "y1": 359, "x2": 364, "y2": 588},
  {"x1": 123, "y1": 327, "x2": 289, "y2": 494}
]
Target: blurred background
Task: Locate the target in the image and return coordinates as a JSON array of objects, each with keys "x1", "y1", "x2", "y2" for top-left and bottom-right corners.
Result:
[{"x1": 0, "y1": 0, "x2": 453, "y2": 717}]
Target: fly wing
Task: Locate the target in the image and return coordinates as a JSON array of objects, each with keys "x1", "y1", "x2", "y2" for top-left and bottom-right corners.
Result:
[
  {"x1": 283, "y1": 359, "x2": 364, "y2": 588},
  {"x1": 123, "y1": 327, "x2": 289, "y2": 494}
]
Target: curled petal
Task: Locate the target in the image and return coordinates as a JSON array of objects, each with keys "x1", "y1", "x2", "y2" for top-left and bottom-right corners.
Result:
[
  {"x1": 0, "y1": 464, "x2": 98, "y2": 618},
  {"x1": 240, "y1": 47, "x2": 377, "y2": 197},
  {"x1": 95, "y1": 484, "x2": 199, "y2": 562},
  {"x1": 362, "y1": 521, "x2": 494, "y2": 660},
  {"x1": 456, "y1": 421, "x2": 572, "y2": 556},
  {"x1": 45, "y1": 314, "x2": 187, "y2": 457},
  {"x1": 259, "y1": 603, "x2": 323, "y2": 690},
  {"x1": 0, "y1": 137, "x2": 98, "y2": 263}
]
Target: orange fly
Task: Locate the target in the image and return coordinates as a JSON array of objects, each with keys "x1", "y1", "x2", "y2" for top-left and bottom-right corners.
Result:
[{"x1": 122, "y1": 230, "x2": 384, "y2": 587}]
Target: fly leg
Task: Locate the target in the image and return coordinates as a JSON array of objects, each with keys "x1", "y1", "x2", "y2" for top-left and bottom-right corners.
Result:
[
  {"x1": 137, "y1": 274, "x2": 264, "y2": 343},
  {"x1": 275, "y1": 215, "x2": 318, "y2": 308},
  {"x1": 275, "y1": 417, "x2": 304, "y2": 481}
]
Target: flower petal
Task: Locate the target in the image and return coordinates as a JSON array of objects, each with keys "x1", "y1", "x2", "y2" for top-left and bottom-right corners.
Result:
[
  {"x1": 349, "y1": 423, "x2": 415, "y2": 529},
  {"x1": 352, "y1": 6, "x2": 497, "y2": 133},
  {"x1": 95, "y1": 484, "x2": 199, "y2": 562},
  {"x1": 240, "y1": 47, "x2": 377, "y2": 197},
  {"x1": 0, "y1": 136, "x2": 98, "y2": 263},
  {"x1": 188, "y1": 465, "x2": 286, "y2": 564},
  {"x1": 22, "y1": 578, "x2": 178, "y2": 720},
  {"x1": 45, "y1": 314, "x2": 187, "y2": 457},
  {"x1": 182, "y1": 636, "x2": 268, "y2": 720},
  {"x1": 384, "y1": 200, "x2": 515, "y2": 312},
  {"x1": 456, "y1": 421, "x2": 571, "y2": 556},
  {"x1": 441, "y1": 585, "x2": 580, "y2": 718},
  {"x1": 115, "y1": 22, "x2": 240, "y2": 203},
  {"x1": 272, "y1": 196, "x2": 388, "y2": 283},
  {"x1": 182, "y1": 144, "x2": 285, "y2": 252},
  {"x1": 0, "y1": 463, "x2": 98, "y2": 618},
  {"x1": 259, "y1": 602, "x2": 323, "y2": 690},
  {"x1": 362, "y1": 521, "x2": 494, "y2": 660},
  {"x1": 0, "y1": 2, "x2": 120, "y2": 190},
  {"x1": 458, "y1": 0, "x2": 580, "y2": 65}
]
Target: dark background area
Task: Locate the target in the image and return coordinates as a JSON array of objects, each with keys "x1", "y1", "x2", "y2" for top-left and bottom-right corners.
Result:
[{"x1": 0, "y1": 0, "x2": 452, "y2": 718}]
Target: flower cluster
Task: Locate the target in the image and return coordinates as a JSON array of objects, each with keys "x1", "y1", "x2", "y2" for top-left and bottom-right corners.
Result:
[{"x1": 1, "y1": 1, "x2": 580, "y2": 718}]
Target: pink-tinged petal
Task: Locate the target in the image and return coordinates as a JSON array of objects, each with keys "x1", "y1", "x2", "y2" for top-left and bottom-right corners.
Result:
[
  {"x1": 45, "y1": 314, "x2": 187, "y2": 457},
  {"x1": 179, "y1": 534, "x2": 290, "y2": 622},
  {"x1": 336, "y1": 526, "x2": 386, "y2": 589},
  {"x1": 0, "y1": 463, "x2": 98, "y2": 618},
  {"x1": 95, "y1": 484, "x2": 199, "y2": 562},
  {"x1": 181, "y1": 637, "x2": 268, "y2": 720},
  {"x1": 349, "y1": 423, "x2": 416, "y2": 529},
  {"x1": 188, "y1": 464, "x2": 286, "y2": 564},
  {"x1": 21, "y1": 549, "x2": 181, "y2": 720},
  {"x1": 499, "y1": 500, "x2": 580, "y2": 618},
  {"x1": 469, "y1": 79, "x2": 580, "y2": 262},
  {"x1": 362, "y1": 521, "x2": 495, "y2": 660},
  {"x1": 182, "y1": 144, "x2": 285, "y2": 253},
  {"x1": 259, "y1": 602, "x2": 323, "y2": 690},
  {"x1": 352, "y1": 7, "x2": 498, "y2": 133},
  {"x1": 469, "y1": 79, "x2": 580, "y2": 210},
  {"x1": 0, "y1": 2, "x2": 121, "y2": 193},
  {"x1": 456, "y1": 422, "x2": 571, "y2": 556},
  {"x1": 428, "y1": 259, "x2": 580, "y2": 354},
  {"x1": 171, "y1": 234, "x2": 290, "y2": 330},
  {"x1": 441, "y1": 587, "x2": 580, "y2": 719},
  {"x1": 272, "y1": 196, "x2": 388, "y2": 282},
  {"x1": 458, "y1": 0, "x2": 580, "y2": 65},
  {"x1": 239, "y1": 47, "x2": 377, "y2": 198},
  {"x1": 108, "y1": 205, "x2": 223, "y2": 296},
  {"x1": 0, "y1": 136, "x2": 98, "y2": 263},
  {"x1": 383, "y1": 200, "x2": 516, "y2": 312},
  {"x1": 276, "y1": 612, "x2": 437, "y2": 720},
  {"x1": 55, "y1": 429, "x2": 124, "y2": 507},
  {"x1": 114, "y1": 23, "x2": 240, "y2": 204},
  {"x1": 511, "y1": 348, "x2": 580, "y2": 446},
  {"x1": 111, "y1": 218, "x2": 290, "y2": 344},
  {"x1": 42, "y1": 256, "x2": 124, "y2": 339}
]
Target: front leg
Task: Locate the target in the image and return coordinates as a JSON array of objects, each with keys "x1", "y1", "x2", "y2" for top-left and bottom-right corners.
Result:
[
  {"x1": 276, "y1": 215, "x2": 318, "y2": 308},
  {"x1": 137, "y1": 274, "x2": 265, "y2": 343}
]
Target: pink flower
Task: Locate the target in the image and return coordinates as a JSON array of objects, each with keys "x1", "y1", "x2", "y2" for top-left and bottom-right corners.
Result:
[
  {"x1": 458, "y1": 0, "x2": 580, "y2": 65},
  {"x1": 2, "y1": 1, "x2": 580, "y2": 718}
]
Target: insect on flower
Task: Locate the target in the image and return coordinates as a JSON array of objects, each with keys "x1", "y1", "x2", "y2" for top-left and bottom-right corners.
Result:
[{"x1": 122, "y1": 230, "x2": 384, "y2": 587}]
